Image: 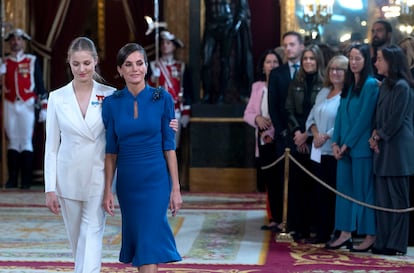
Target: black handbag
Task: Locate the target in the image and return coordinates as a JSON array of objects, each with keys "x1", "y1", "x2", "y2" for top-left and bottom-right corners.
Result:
[{"x1": 258, "y1": 141, "x2": 277, "y2": 167}]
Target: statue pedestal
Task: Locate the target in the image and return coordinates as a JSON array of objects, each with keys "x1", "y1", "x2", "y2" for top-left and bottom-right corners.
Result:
[{"x1": 188, "y1": 104, "x2": 256, "y2": 193}]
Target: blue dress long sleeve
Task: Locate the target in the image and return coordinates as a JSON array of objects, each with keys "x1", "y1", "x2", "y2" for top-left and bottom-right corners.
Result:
[{"x1": 102, "y1": 85, "x2": 181, "y2": 267}]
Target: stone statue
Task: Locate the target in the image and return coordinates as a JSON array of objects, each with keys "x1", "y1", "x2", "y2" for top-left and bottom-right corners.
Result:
[{"x1": 202, "y1": 0, "x2": 254, "y2": 104}]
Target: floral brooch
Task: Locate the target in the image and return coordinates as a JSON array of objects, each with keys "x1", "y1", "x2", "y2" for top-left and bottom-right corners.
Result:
[{"x1": 152, "y1": 87, "x2": 163, "y2": 102}]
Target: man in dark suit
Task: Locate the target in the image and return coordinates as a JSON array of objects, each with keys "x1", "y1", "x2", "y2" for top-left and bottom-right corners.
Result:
[
  {"x1": 263, "y1": 31, "x2": 304, "y2": 233},
  {"x1": 370, "y1": 19, "x2": 392, "y2": 80}
]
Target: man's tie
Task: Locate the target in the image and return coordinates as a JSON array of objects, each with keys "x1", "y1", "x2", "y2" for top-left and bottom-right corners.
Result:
[{"x1": 292, "y1": 63, "x2": 299, "y2": 79}]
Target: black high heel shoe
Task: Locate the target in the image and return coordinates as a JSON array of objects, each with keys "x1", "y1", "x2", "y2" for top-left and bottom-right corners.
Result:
[
  {"x1": 325, "y1": 238, "x2": 353, "y2": 250},
  {"x1": 260, "y1": 223, "x2": 282, "y2": 232},
  {"x1": 350, "y1": 243, "x2": 374, "y2": 253},
  {"x1": 371, "y1": 247, "x2": 406, "y2": 256}
]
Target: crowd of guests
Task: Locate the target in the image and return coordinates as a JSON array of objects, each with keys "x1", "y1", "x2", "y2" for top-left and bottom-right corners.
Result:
[
  {"x1": 5, "y1": 17, "x2": 413, "y2": 273},
  {"x1": 244, "y1": 19, "x2": 414, "y2": 256}
]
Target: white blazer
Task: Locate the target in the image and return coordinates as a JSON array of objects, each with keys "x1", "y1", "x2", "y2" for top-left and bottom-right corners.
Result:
[{"x1": 44, "y1": 80, "x2": 115, "y2": 201}]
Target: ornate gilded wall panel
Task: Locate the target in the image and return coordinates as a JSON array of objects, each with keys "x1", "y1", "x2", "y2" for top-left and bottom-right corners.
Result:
[
  {"x1": 280, "y1": 0, "x2": 298, "y2": 40},
  {"x1": 3, "y1": 0, "x2": 27, "y2": 31},
  {"x1": 163, "y1": 0, "x2": 190, "y2": 63}
]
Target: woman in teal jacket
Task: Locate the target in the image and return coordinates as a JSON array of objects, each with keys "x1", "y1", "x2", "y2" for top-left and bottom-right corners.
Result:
[{"x1": 325, "y1": 44, "x2": 379, "y2": 252}]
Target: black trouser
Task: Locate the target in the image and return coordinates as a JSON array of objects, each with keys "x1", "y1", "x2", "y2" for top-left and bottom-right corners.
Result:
[
  {"x1": 408, "y1": 176, "x2": 414, "y2": 246},
  {"x1": 287, "y1": 147, "x2": 313, "y2": 236},
  {"x1": 20, "y1": 151, "x2": 33, "y2": 188},
  {"x1": 311, "y1": 155, "x2": 337, "y2": 241},
  {"x1": 269, "y1": 135, "x2": 289, "y2": 225},
  {"x1": 6, "y1": 149, "x2": 20, "y2": 187}
]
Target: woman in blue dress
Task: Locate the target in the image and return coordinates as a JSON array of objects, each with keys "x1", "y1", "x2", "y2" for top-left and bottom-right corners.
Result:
[{"x1": 102, "y1": 43, "x2": 182, "y2": 272}]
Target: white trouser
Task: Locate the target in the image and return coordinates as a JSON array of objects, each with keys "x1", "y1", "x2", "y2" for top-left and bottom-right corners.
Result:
[
  {"x1": 58, "y1": 195, "x2": 107, "y2": 273},
  {"x1": 4, "y1": 98, "x2": 35, "y2": 152}
]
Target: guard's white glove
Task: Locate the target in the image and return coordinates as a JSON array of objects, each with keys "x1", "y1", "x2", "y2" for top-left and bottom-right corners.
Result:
[
  {"x1": 181, "y1": 114, "x2": 190, "y2": 128},
  {"x1": 181, "y1": 105, "x2": 191, "y2": 128},
  {"x1": 38, "y1": 109, "x2": 47, "y2": 122},
  {"x1": 152, "y1": 67, "x2": 161, "y2": 77},
  {"x1": 0, "y1": 60, "x2": 6, "y2": 75}
]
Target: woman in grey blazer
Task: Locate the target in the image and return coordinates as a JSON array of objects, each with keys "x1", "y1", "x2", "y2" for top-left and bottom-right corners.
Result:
[{"x1": 370, "y1": 45, "x2": 414, "y2": 255}]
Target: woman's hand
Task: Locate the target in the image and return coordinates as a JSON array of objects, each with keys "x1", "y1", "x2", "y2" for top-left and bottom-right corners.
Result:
[
  {"x1": 45, "y1": 192, "x2": 60, "y2": 215},
  {"x1": 339, "y1": 144, "x2": 348, "y2": 155},
  {"x1": 332, "y1": 143, "x2": 342, "y2": 160},
  {"x1": 170, "y1": 119, "x2": 179, "y2": 132},
  {"x1": 369, "y1": 131, "x2": 380, "y2": 154},
  {"x1": 294, "y1": 130, "x2": 308, "y2": 147},
  {"x1": 313, "y1": 133, "x2": 329, "y2": 148},
  {"x1": 169, "y1": 189, "x2": 183, "y2": 217},
  {"x1": 255, "y1": 115, "x2": 272, "y2": 131},
  {"x1": 103, "y1": 191, "x2": 115, "y2": 216},
  {"x1": 297, "y1": 143, "x2": 310, "y2": 154}
]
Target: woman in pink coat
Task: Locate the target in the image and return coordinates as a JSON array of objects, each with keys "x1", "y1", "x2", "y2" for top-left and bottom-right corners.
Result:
[{"x1": 244, "y1": 49, "x2": 282, "y2": 231}]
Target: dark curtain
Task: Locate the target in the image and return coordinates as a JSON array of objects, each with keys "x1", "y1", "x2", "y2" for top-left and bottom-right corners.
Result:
[
  {"x1": 29, "y1": 0, "x2": 159, "y2": 90},
  {"x1": 29, "y1": 0, "x2": 94, "y2": 90},
  {"x1": 249, "y1": 0, "x2": 280, "y2": 75},
  {"x1": 100, "y1": 0, "x2": 161, "y2": 89}
]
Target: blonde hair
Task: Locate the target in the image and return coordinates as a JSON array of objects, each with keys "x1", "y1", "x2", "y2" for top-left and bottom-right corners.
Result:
[
  {"x1": 323, "y1": 55, "x2": 349, "y2": 87},
  {"x1": 67, "y1": 37, "x2": 105, "y2": 83}
]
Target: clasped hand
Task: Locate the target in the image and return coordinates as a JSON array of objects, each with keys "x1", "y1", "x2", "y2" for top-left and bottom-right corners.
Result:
[
  {"x1": 255, "y1": 115, "x2": 272, "y2": 131},
  {"x1": 313, "y1": 133, "x2": 329, "y2": 148},
  {"x1": 369, "y1": 130, "x2": 380, "y2": 154},
  {"x1": 333, "y1": 144, "x2": 347, "y2": 160},
  {"x1": 294, "y1": 131, "x2": 309, "y2": 153}
]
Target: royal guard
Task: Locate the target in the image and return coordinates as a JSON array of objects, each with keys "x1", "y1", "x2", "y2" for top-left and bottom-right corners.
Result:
[
  {"x1": 1, "y1": 28, "x2": 47, "y2": 189},
  {"x1": 148, "y1": 30, "x2": 191, "y2": 146}
]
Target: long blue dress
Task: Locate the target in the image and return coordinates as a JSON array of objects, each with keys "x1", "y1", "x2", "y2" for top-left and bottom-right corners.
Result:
[{"x1": 102, "y1": 85, "x2": 181, "y2": 267}]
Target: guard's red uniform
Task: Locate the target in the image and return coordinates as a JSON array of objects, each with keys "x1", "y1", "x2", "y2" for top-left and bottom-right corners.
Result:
[{"x1": 149, "y1": 59, "x2": 185, "y2": 111}]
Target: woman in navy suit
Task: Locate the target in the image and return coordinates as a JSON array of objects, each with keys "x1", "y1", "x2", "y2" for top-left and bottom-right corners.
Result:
[
  {"x1": 326, "y1": 44, "x2": 379, "y2": 252},
  {"x1": 370, "y1": 45, "x2": 414, "y2": 255}
]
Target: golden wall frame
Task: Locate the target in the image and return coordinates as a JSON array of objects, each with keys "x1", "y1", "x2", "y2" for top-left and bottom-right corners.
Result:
[
  {"x1": 279, "y1": 0, "x2": 298, "y2": 40},
  {"x1": 3, "y1": 0, "x2": 27, "y2": 33}
]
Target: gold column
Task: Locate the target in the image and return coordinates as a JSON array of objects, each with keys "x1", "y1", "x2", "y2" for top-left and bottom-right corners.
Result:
[
  {"x1": 280, "y1": 0, "x2": 298, "y2": 39},
  {"x1": 163, "y1": 0, "x2": 190, "y2": 63},
  {"x1": 3, "y1": 0, "x2": 27, "y2": 31},
  {"x1": 97, "y1": 0, "x2": 105, "y2": 59}
]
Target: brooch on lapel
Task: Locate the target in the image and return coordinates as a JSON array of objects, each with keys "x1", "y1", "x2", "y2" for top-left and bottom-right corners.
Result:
[{"x1": 91, "y1": 94, "x2": 105, "y2": 107}]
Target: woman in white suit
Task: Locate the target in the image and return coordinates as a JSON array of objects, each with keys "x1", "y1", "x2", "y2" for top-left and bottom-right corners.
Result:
[
  {"x1": 44, "y1": 37, "x2": 179, "y2": 272},
  {"x1": 44, "y1": 37, "x2": 115, "y2": 273}
]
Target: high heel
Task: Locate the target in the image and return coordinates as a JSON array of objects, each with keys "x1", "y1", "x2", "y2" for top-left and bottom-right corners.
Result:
[
  {"x1": 350, "y1": 243, "x2": 373, "y2": 253},
  {"x1": 325, "y1": 238, "x2": 352, "y2": 250}
]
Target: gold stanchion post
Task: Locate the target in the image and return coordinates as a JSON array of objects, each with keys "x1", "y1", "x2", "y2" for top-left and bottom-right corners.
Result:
[{"x1": 276, "y1": 148, "x2": 293, "y2": 242}]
